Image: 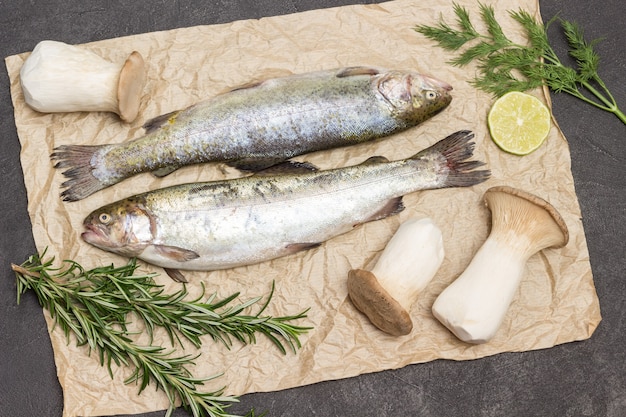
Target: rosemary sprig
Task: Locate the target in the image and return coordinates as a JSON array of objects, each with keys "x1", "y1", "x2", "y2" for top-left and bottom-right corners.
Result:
[
  {"x1": 414, "y1": 2, "x2": 626, "y2": 125},
  {"x1": 13, "y1": 251, "x2": 311, "y2": 417}
]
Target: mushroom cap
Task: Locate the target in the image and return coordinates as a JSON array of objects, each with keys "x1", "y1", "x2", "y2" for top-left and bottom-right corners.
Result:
[
  {"x1": 484, "y1": 186, "x2": 569, "y2": 254},
  {"x1": 116, "y1": 51, "x2": 146, "y2": 122},
  {"x1": 347, "y1": 268, "x2": 413, "y2": 336}
]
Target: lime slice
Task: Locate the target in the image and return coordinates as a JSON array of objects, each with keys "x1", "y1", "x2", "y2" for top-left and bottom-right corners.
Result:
[{"x1": 487, "y1": 91, "x2": 551, "y2": 155}]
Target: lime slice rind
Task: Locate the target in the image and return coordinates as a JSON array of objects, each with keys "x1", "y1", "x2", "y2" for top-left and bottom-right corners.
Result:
[{"x1": 487, "y1": 91, "x2": 551, "y2": 156}]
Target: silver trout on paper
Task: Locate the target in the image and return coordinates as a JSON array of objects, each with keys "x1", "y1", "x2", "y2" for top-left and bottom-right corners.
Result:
[
  {"x1": 52, "y1": 66, "x2": 453, "y2": 201},
  {"x1": 81, "y1": 130, "x2": 489, "y2": 282}
]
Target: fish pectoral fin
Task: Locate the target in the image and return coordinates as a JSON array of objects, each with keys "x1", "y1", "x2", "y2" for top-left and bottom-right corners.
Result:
[
  {"x1": 360, "y1": 155, "x2": 389, "y2": 165},
  {"x1": 285, "y1": 242, "x2": 322, "y2": 255},
  {"x1": 154, "y1": 245, "x2": 200, "y2": 262},
  {"x1": 254, "y1": 161, "x2": 319, "y2": 176},
  {"x1": 142, "y1": 110, "x2": 181, "y2": 134},
  {"x1": 226, "y1": 157, "x2": 289, "y2": 172},
  {"x1": 164, "y1": 268, "x2": 188, "y2": 283},
  {"x1": 336, "y1": 66, "x2": 381, "y2": 78},
  {"x1": 356, "y1": 197, "x2": 405, "y2": 227},
  {"x1": 152, "y1": 165, "x2": 180, "y2": 177}
]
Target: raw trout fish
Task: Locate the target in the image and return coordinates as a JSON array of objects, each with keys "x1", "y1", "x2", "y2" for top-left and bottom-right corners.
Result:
[
  {"x1": 52, "y1": 66, "x2": 453, "y2": 201},
  {"x1": 81, "y1": 130, "x2": 490, "y2": 282}
]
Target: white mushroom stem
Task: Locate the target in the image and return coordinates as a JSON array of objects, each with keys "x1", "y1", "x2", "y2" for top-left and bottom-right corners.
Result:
[
  {"x1": 348, "y1": 217, "x2": 444, "y2": 336},
  {"x1": 370, "y1": 217, "x2": 444, "y2": 309},
  {"x1": 20, "y1": 40, "x2": 146, "y2": 122},
  {"x1": 432, "y1": 186, "x2": 569, "y2": 344}
]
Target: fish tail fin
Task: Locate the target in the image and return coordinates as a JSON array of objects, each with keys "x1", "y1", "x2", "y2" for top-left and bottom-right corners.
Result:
[
  {"x1": 412, "y1": 130, "x2": 491, "y2": 187},
  {"x1": 51, "y1": 145, "x2": 109, "y2": 201}
]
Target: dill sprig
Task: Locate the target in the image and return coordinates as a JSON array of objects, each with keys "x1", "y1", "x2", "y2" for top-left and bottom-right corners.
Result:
[
  {"x1": 13, "y1": 251, "x2": 311, "y2": 417},
  {"x1": 414, "y1": 2, "x2": 626, "y2": 125}
]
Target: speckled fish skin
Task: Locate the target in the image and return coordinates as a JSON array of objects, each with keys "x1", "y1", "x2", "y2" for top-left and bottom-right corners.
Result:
[
  {"x1": 52, "y1": 66, "x2": 453, "y2": 201},
  {"x1": 80, "y1": 130, "x2": 489, "y2": 281}
]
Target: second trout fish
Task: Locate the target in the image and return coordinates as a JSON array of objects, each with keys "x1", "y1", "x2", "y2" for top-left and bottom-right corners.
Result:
[
  {"x1": 52, "y1": 66, "x2": 453, "y2": 201},
  {"x1": 81, "y1": 130, "x2": 489, "y2": 282}
]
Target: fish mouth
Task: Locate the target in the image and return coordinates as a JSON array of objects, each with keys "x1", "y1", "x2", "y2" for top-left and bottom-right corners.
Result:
[
  {"x1": 81, "y1": 223, "x2": 106, "y2": 245},
  {"x1": 421, "y1": 74, "x2": 453, "y2": 92}
]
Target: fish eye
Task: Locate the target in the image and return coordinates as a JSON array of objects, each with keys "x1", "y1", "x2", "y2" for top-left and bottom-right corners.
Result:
[
  {"x1": 425, "y1": 90, "x2": 438, "y2": 100},
  {"x1": 98, "y1": 213, "x2": 112, "y2": 224}
]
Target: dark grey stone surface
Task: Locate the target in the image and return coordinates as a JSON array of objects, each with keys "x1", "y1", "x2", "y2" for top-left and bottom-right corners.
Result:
[{"x1": 0, "y1": 1, "x2": 624, "y2": 416}]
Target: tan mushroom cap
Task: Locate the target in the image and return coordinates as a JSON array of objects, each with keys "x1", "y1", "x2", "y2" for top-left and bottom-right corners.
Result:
[
  {"x1": 347, "y1": 268, "x2": 413, "y2": 336},
  {"x1": 116, "y1": 51, "x2": 146, "y2": 123},
  {"x1": 484, "y1": 185, "x2": 569, "y2": 256}
]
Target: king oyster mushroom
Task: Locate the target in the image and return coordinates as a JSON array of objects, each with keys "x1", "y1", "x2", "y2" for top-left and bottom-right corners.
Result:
[
  {"x1": 20, "y1": 40, "x2": 146, "y2": 122},
  {"x1": 432, "y1": 185, "x2": 569, "y2": 344},
  {"x1": 348, "y1": 217, "x2": 445, "y2": 336}
]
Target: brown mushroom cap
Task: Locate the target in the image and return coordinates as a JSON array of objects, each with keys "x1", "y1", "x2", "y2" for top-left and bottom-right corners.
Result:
[
  {"x1": 484, "y1": 186, "x2": 569, "y2": 256},
  {"x1": 347, "y1": 268, "x2": 413, "y2": 336},
  {"x1": 116, "y1": 51, "x2": 146, "y2": 123}
]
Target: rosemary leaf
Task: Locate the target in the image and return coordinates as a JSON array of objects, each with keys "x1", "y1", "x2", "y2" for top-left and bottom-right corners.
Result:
[{"x1": 13, "y1": 251, "x2": 311, "y2": 417}]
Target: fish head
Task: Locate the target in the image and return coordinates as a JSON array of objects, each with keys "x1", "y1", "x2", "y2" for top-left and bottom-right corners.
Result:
[
  {"x1": 377, "y1": 71, "x2": 453, "y2": 123},
  {"x1": 81, "y1": 198, "x2": 153, "y2": 257}
]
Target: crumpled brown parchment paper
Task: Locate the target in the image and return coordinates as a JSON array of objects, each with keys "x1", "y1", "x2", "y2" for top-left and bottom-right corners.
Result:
[{"x1": 5, "y1": 0, "x2": 601, "y2": 416}]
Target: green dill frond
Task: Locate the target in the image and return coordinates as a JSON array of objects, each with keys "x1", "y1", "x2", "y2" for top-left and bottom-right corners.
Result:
[
  {"x1": 413, "y1": 21, "x2": 477, "y2": 50},
  {"x1": 541, "y1": 64, "x2": 580, "y2": 93},
  {"x1": 561, "y1": 19, "x2": 601, "y2": 82},
  {"x1": 414, "y1": 2, "x2": 481, "y2": 51},
  {"x1": 479, "y1": 3, "x2": 509, "y2": 44},
  {"x1": 510, "y1": 9, "x2": 551, "y2": 53},
  {"x1": 413, "y1": 3, "x2": 626, "y2": 124},
  {"x1": 472, "y1": 62, "x2": 542, "y2": 97},
  {"x1": 453, "y1": 2, "x2": 479, "y2": 37},
  {"x1": 482, "y1": 47, "x2": 533, "y2": 71},
  {"x1": 450, "y1": 40, "x2": 500, "y2": 66}
]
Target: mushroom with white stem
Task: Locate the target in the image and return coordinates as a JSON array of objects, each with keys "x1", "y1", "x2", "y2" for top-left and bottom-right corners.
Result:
[
  {"x1": 347, "y1": 217, "x2": 444, "y2": 336},
  {"x1": 20, "y1": 40, "x2": 146, "y2": 123},
  {"x1": 432, "y1": 185, "x2": 569, "y2": 344}
]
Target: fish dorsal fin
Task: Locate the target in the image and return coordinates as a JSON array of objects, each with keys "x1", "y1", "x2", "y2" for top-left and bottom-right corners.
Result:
[
  {"x1": 226, "y1": 80, "x2": 265, "y2": 93},
  {"x1": 360, "y1": 155, "x2": 389, "y2": 165},
  {"x1": 142, "y1": 110, "x2": 181, "y2": 134},
  {"x1": 225, "y1": 69, "x2": 294, "y2": 93},
  {"x1": 254, "y1": 161, "x2": 319, "y2": 176},
  {"x1": 336, "y1": 66, "x2": 382, "y2": 78}
]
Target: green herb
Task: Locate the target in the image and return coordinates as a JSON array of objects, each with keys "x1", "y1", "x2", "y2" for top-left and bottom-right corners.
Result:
[
  {"x1": 414, "y1": 2, "x2": 626, "y2": 125},
  {"x1": 13, "y1": 251, "x2": 311, "y2": 417}
]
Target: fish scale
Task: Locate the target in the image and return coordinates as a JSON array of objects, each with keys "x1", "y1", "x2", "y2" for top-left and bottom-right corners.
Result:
[
  {"x1": 52, "y1": 66, "x2": 453, "y2": 201},
  {"x1": 81, "y1": 130, "x2": 490, "y2": 282}
]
